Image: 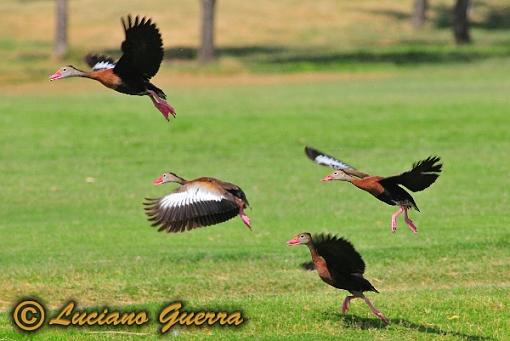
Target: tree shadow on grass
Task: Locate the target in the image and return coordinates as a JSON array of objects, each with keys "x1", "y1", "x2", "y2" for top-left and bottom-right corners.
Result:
[
  {"x1": 161, "y1": 44, "x2": 510, "y2": 68},
  {"x1": 97, "y1": 42, "x2": 510, "y2": 73},
  {"x1": 262, "y1": 49, "x2": 490, "y2": 66},
  {"x1": 319, "y1": 311, "x2": 495, "y2": 341},
  {"x1": 165, "y1": 46, "x2": 287, "y2": 61}
]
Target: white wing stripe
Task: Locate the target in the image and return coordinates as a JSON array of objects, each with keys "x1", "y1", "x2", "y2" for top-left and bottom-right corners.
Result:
[
  {"x1": 92, "y1": 61, "x2": 116, "y2": 70},
  {"x1": 160, "y1": 185, "x2": 224, "y2": 209},
  {"x1": 315, "y1": 155, "x2": 352, "y2": 170}
]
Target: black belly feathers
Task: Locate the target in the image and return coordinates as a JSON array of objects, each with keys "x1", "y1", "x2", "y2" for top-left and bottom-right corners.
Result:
[{"x1": 378, "y1": 186, "x2": 419, "y2": 210}]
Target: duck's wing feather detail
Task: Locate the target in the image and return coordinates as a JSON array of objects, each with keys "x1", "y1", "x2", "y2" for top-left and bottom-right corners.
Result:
[
  {"x1": 215, "y1": 180, "x2": 250, "y2": 207},
  {"x1": 379, "y1": 156, "x2": 442, "y2": 192},
  {"x1": 143, "y1": 183, "x2": 239, "y2": 233},
  {"x1": 114, "y1": 15, "x2": 164, "y2": 80},
  {"x1": 305, "y1": 146, "x2": 369, "y2": 178},
  {"x1": 313, "y1": 233, "x2": 366, "y2": 275},
  {"x1": 85, "y1": 54, "x2": 116, "y2": 70}
]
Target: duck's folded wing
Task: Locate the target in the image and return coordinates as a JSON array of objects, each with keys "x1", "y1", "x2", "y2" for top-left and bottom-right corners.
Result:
[
  {"x1": 305, "y1": 146, "x2": 368, "y2": 178},
  {"x1": 143, "y1": 184, "x2": 239, "y2": 233},
  {"x1": 313, "y1": 233, "x2": 366, "y2": 275},
  {"x1": 216, "y1": 180, "x2": 250, "y2": 207}
]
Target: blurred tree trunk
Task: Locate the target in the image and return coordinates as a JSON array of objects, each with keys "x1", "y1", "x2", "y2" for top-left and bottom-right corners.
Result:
[
  {"x1": 411, "y1": 0, "x2": 428, "y2": 28},
  {"x1": 453, "y1": 0, "x2": 471, "y2": 44},
  {"x1": 54, "y1": 0, "x2": 68, "y2": 58},
  {"x1": 198, "y1": 0, "x2": 216, "y2": 63}
]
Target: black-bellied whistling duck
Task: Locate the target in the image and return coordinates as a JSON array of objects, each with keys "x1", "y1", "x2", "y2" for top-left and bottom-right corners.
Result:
[
  {"x1": 305, "y1": 146, "x2": 442, "y2": 233},
  {"x1": 288, "y1": 232, "x2": 388, "y2": 323},
  {"x1": 143, "y1": 172, "x2": 251, "y2": 233},
  {"x1": 49, "y1": 15, "x2": 176, "y2": 121}
]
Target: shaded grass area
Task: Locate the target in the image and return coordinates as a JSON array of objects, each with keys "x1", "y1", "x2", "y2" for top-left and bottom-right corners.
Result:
[
  {"x1": 162, "y1": 42, "x2": 510, "y2": 73},
  {"x1": 1, "y1": 60, "x2": 510, "y2": 339}
]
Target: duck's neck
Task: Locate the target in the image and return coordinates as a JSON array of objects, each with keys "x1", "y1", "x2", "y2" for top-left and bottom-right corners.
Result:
[
  {"x1": 173, "y1": 175, "x2": 187, "y2": 185},
  {"x1": 306, "y1": 243, "x2": 320, "y2": 261},
  {"x1": 79, "y1": 69, "x2": 98, "y2": 80},
  {"x1": 342, "y1": 174, "x2": 356, "y2": 183},
  {"x1": 68, "y1": 68, "x2": 88, "y2": 78}
]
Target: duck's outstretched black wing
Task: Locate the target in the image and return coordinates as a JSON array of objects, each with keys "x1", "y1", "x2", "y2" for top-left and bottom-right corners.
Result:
[
  {"x1": 313, "y1": 233, "x2": 365, "y2": 275},
  {"x1": 380, "y1": 156, "x2": 442, "y2": 192},
  {"x1": 114, "y1": 15, "x2": 164, "y2": 80}
]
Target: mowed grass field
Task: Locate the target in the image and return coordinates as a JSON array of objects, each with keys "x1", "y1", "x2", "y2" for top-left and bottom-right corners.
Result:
[
  {"x1": 1, "y1": 0, "x2": 510, "y2": 339},
  {"x1": 1, "y1": 58, "x2": 509, "y2": 340}
]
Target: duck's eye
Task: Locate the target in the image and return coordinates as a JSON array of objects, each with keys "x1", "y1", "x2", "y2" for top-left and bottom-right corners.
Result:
[{"x1": 62, "y1": 68, "x2": 67, "y2": 71}]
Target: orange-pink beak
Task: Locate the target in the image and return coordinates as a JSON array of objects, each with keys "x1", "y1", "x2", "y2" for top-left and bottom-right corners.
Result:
[
  {"x1": 287, "y1": 238, "x2": 300, "y2": 246},
  {"x1": 322, "y1": 175, "x2": 333, "y2": 181},
  {"x1": 153, "y1": 176, "x2": 164, "y2": 185},
  {"x1": 49, "y1": 70, "x2": 62, "y2": 81}
]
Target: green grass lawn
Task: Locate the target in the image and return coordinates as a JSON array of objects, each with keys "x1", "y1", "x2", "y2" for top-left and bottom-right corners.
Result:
[{"x1": 1, "y1": 58, "x2": 509, "y2": 340}]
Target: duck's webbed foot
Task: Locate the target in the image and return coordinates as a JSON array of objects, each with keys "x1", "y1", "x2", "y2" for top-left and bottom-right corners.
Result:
[
  {"x1": 362, "y1": 296, "x2": 389, "y2": 324},
  {"x1": 148, "y1": 90, "x2": 177, "y2": 121}
]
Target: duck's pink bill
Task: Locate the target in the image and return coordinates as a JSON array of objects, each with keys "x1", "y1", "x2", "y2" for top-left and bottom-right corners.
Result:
[
  {"x1": 287, "y1": 238, "x2": 300, "y2": 246},
  {"x1": 49, "y1": 71, "x2": 62, "y2": 81},
  {"x1": 153, "y1": 176, "x2": 164, "y2": 185}
]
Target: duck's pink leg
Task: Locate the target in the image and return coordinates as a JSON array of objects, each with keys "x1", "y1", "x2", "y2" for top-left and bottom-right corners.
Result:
[
  {"x1": 362, "y1": 296, "x2": 389, "y2": 324},
  {"x1": 342, "y1": 295, "x2": 355, "y2": 313},
  {"x1": 239, "y1": 208, "x2": 251, "y2": 230},
  {"x1": 404, "y1": 208, "x2": 417, "y2": 233},
  {"x1": 391, "y1": 207, "x2": 404, "y2": 232},
  {"x1": 148, "y1": 90, "x2": 176, "y2": 121}
]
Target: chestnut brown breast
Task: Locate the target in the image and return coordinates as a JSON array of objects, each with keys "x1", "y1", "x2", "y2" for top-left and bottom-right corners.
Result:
[
  {"x1": 88, "y1": 69, "x2": 122, "y2": 89},
  {"x1": 314, "y1": 256, "x2": 334, "y2": 285},
  {"x1": 351, "y1": 176, "x2": 385, "y2": 196}
]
